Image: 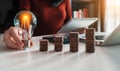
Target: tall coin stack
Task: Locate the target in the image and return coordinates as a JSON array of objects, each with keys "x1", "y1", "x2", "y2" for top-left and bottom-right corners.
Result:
[
  {"x1": 54, "y1": 36, "x2": 63, "y2": 52},
  {"x1": 69, "y1": 32, "x2": 79, "y2": 52},
  {"x1": 85, "y1": 28, "x2": 95, "y2": 53},
  {"x1": 40, "y1": 39, "x2": 49, "y2": 52}
]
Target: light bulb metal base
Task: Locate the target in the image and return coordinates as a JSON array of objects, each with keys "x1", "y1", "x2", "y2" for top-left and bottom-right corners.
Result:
[{"x1": 22, "y1": 40, "x2": 30, "y2": 50}]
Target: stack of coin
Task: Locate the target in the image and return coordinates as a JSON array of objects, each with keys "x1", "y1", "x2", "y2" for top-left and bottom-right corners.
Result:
[
  {"x1": 54, "y1": 36, "x2": 63, "y2": 52},
  {"x1": 69, "y1": 32, "x2": 79, "y2": 52},
  {"x1": 40, "y1": 39, "x2": 49, "y2": 52},
  {"x1": 85, "y1": 28, "x2": 95, "y2": 53}
]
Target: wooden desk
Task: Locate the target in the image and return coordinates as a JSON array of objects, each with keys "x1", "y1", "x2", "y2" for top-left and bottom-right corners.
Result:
[{"x1": 0, "y1": 34, "x2": 120, "y2": 71}]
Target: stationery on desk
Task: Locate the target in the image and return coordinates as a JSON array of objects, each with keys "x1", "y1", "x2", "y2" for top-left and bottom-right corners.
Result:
[{"x1": 43, "y1": 18, "x2": 98, "y2": 44}]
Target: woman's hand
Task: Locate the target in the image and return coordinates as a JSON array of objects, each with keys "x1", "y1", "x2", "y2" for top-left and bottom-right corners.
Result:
[
  {"x1": 3, "y1": 27, "x2": 24, "y2": 50},
  {"x1": 73, "y1": 28, "x2": 86, "y2": 34}
]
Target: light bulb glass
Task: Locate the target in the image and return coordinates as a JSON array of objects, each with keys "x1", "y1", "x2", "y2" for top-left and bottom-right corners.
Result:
[
  {"x1": 14, "y1": 10, "x2": 37, "y2": 49},
  {"x1": 14, "y1": 10, "x2": 37, "y2": 35}
]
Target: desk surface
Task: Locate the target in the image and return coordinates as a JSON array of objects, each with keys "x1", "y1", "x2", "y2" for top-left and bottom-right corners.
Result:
[{"x1": 0, "y1": 34, "x2": 120, "y2": 71}]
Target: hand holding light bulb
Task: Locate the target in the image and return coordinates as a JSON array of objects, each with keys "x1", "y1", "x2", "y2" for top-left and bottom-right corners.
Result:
[
  {"x1": 3, "y1": 27, "x2": 24, "y2": 50},
  {"x1": 3, "y1": 11, "x2": 37, "y2": 50}
]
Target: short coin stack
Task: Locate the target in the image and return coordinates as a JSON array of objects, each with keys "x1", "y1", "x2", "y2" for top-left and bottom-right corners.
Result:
[
  {"x1": 69, "y1": 32, "x2": 79, "y2": 52},
  {"x1": 40, "y1": 39, "x2": 49, "y2": 52},
  {"x1": 54, "y1": 36, "x2": 63, "y2": 52},
  {"x1": 85, "y1": 28, "x2": 95, "y2": 53}
]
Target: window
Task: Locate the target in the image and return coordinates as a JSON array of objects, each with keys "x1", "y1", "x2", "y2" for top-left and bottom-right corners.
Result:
[{"x1": 105, "y1": 0, "x2": 120, "y2": 32}]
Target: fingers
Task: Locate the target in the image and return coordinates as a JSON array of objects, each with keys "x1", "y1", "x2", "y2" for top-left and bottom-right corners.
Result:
[
  {"x1": 8, "y1": 27, "x2": 23, "y2": 47},
  {"x1": 73, "y1": 28, "x2": 86, "y2": 34},
  {"x1": 30, "y1": 40, "x2": 33, "y2": 47},
  {"x1": 3, "y1": 27, "x2": 24, "y2": 50},
  {"x1": 3, "y1": 27, "x2": 34, "y2": 50},
  {"x1": 3, "y1": 31, "x2": 20, "y2": 49}
]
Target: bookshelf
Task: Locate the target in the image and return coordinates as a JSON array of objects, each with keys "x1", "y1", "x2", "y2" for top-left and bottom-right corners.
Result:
[
  {"x1": 72, "y1": 0, "x2": 98, "y2": 18},
  {"x1": 72, "y1": 0, "x2": 99, "y2": 30}
]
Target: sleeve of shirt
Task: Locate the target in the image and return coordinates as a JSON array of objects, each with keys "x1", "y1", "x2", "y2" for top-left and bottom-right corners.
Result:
[
  {"x1": 64, "y1": 0, "x2": 72, "y2": 24},
  {"x1": 20, "y1": 0, "x2": 31, "y2": 10}
]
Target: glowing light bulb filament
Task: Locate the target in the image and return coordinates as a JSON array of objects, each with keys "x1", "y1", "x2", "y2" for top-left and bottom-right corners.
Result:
[{"x1": 21, "y1": 15, "x2": 30, "y2": 31}]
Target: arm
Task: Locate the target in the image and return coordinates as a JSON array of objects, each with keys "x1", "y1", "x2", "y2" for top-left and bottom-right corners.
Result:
[
  {"x1": 20, "y1": 0, "x2": 31, "y2": 10},
  {"x1": 64, "y1": 0, "x2": 72, "y2": 24}
]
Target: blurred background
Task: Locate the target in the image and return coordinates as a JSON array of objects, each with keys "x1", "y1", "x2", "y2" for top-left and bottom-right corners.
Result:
[
  {"x1": 0, "y1": 0, "x2": 19, "y2": 33},
  {"x1": 0, "y1": 0, "x2": 120, "y2": 33}
]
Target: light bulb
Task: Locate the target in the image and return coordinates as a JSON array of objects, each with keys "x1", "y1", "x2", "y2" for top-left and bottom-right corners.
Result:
[{"x1": 14, "y1": 10, "x2": 37, "y2": 49}]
